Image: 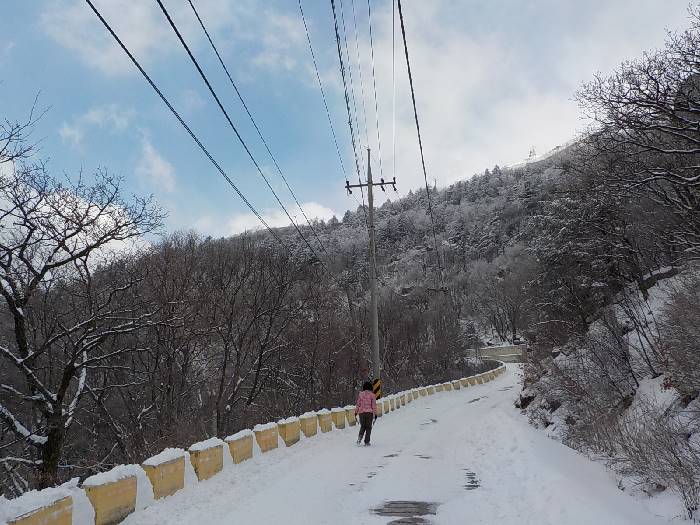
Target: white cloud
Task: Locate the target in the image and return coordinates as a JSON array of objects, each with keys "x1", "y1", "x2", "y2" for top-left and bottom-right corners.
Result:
[
  {"x1": 195, "y1": 201, "x2": 338, "y2": 237},
  {"x1": 83, "y1": 106, "x2": 132, "y2": 130},
  {"x1": 251, "y1": 11, "x2": 306, "y2": 73},
  {"x1": 58, "y1": 123, "x2": 83, "y2": 147},
  {"x1": 345, "y1": 0, "x2": 691, "y2": 206},
  {"x1": 135, "y1": 139, "x2": 176, "y2": 193},
  {"x1": 59, "y1": 104, "x2": 133, "y2": 147},
  {"x1": 41, "y1": 1, "x2": 169, "y2": 76},
  {"x1": 179, "y1": 88, "x2": 205, "y2": 114},
  {"x1": 0, "y1": 41, "x2": 15, "y2": 63},
  {"x1": 40, "y1": 0, "x2": 302, "y2": 77}
]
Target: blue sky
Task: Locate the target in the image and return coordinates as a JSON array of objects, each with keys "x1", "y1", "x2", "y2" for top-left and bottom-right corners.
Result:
[{"x1": 0, "y1": 0, "x2": 690, "y2": 236}]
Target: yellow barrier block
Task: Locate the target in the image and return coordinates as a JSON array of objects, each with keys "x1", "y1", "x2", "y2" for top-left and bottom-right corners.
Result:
[
  {"x1": 317, "y1": 410, "x2": 333, "y2": 433},
  {"x1": 299, "y1": 413, "x2": 318, "y2": 437},
  {"x1": 331, "y1": 408, "x2": 346, "y2": 429},
  {"x1": 468, "y1": 376, "x2": 478, "y2": 386},
  {"x1": 435, "y1": 384, "x2": 444, "y2": 392},
  {"x1": 375, "y1": 403, "x2": 383, "y2": 417},
  {"x1": 84, "y1": 474, "x2": 137, "y2": 525},
  {"x1": 7, "y1": 495, "x2": 72, "y2": 525},
  {"x1": 225, "y1": 431, "x2": 254, "y2": 464},
  {"x1": 382, "y1": 399, "x2": 390, "y2": 413},
  {"x1": 399, "y1": 393, "x2": 406, "y2": 406},
  {"x1": 345, "y1": 406, "x2": 358, "y2": 425},
  {"x1": 254, "y1": 423, "x2": 280, "y2": 452},
  {"x1": 142, "y1": 449, "x2": 185, "y2": 500},
  {"x1": 443, "y1": 382, "x2": 453, "y2": 391},
  {"x1": 189, "y1": 439, "x2": 224, "y2": 481},
  {"x1": 412, "y1": 390, "x2": 419, "y2": 400},
  {"x1": 451, "y1": 380, "x2": 461, "y2": 390},
  {"x1": 426, "y1": 386, "x2": 435, "y2": 395},
  {"x1": 489, "y1": 370, "x2": 497, "y2": 380},
  {"x1": 419, "y1": 387, "x2": 427, "y2": 397},
  {"x1": 460, "y1": 378, "x2": 470, "y2": 388},
  {"x1": 389, "y1": 397, "x2": 396, "y2": 410},
  {"x1": 278, "y1": 418, "x2": 301, "y2": 447},
  {"x1": 476, "y1": 374, "x2": 485, "y2": 384}
]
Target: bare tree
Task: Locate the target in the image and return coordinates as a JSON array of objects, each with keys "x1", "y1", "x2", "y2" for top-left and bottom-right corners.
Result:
[
  {"x1": 0, "y1": 159, "x2": 162, "y2": 489},
  {"x1": 576, "y1": 7, "x2": 700, "y2": 259},
  {"x1": 0, "y1": 96, "x2": 45, "y2": 165}
]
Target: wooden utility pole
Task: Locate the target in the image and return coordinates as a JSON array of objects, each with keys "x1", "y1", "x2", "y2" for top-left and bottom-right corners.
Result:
[{"x1": 345, "y1": 149, "x2": 397, "y2": 384}]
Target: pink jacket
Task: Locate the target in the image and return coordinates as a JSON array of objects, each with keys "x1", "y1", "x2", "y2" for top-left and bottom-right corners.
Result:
[{"x1": 355, "y1": 390, "x2": 377, "y2": 415}]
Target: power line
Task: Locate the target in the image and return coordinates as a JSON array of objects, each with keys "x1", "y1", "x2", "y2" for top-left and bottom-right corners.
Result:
[
  {"x1": 366, "y1": 0, "x2": 385, "y2": 183},
  {"x1": 83, "y1": 0, "x2": 290, "y2": 252},
  {"x1": 328, "y1": 0, "x2": 363, "y2": 184},
  {"x1": 298, "y1": 0, "x2": 349, "y2": 186},
  {"x1": 338, "y1": 0, "x2": 365, "y2": 176},
  {"x1": 392, "y1": 0, "x2": 397, "y2": 188},
  {"x1": 349, "y1": 0, "x2": 370, "y2": 148},
  {"x1": 396, "y1": 0, "x2": 442, "y2": 277},
  {"x1": 328, "y1": 0, "x2": 369, "y2": 223},
  {"x1": 154, "y1": 0, "x2": 324, "y2": 265},
  {"x1": 298, "y1": 0, "x2": 368, "y2": 227},
  {"x1": 185, "y1": 0, "x2": 328, "y2": 256}
]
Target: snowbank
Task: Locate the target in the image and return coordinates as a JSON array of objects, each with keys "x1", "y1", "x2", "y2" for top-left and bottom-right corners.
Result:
[
  {"x1": 225, "y1": 429, "x2": 253, "y2": 441},
  {"x1": 143, "y1": 448, "x2": 185, "y2": 467},
  {"x1": 253, "y1": 422, "x2": 278, "y2": 432},
  {"x1": 189, "y1": 437, "x2": 224, "y2": 452},
  {"x1": 1, "y1": 485, "x2": 71, "y2": 522},
  {"x1": 83, "y1": 464, "x2": 143, "y2": 488}
]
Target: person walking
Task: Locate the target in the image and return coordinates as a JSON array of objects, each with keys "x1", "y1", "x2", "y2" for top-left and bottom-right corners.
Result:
[{"x1": 355, "y1": 381, "x2": 377, "y2": 446}]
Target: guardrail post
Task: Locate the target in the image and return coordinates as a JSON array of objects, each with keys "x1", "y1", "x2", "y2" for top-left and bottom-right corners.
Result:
[
  {"x1": 84, "y1": 473, "x2": 137, "y2": 525},
  {"x1": 331, "y1": 408, "x2": 346, "y2": 429},
  {"x1": 253, "y1": 423, "x2": 280, "y2": 452},
  {"x1": 142, "y1": 449, "x2": 185, "y2": 500},
  {"x1": 299, "y1": 412, "x2": 318, "y2": 437},
  {"x1": 7, "y1": 495, "x2": 72, "y2": 525},
  {"x1": 225, "y1": 430, "x2": 254, "y2": 463}
]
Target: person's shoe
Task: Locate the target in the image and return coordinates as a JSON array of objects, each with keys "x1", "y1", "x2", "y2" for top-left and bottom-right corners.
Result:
[
  {"x1": 364, "y1": 442, "x2": 371, "y2": 446},
  {"x1": 356, "y1": 438, "x2": 361, "y2": 445}
]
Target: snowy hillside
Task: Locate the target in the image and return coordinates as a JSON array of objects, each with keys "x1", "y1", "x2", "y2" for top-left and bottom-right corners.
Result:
[{"x1": 521, "y1": 271, "x2": 700, "y2": 521}]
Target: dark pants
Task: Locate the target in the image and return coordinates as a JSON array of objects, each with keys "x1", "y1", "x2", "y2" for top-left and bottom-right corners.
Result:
[{"x1": 358, "y1": 412, "x2": 373, "y2": 444}]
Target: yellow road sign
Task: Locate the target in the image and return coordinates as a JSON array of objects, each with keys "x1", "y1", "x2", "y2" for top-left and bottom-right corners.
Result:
[{"x1": 373, "y1": 378, "x2": 382, "y2": 399}]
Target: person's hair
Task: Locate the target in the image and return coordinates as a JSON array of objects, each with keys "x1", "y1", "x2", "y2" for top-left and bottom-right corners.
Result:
[{"x1": 362, "y1": 381, "x2": 373, "y2": 391}]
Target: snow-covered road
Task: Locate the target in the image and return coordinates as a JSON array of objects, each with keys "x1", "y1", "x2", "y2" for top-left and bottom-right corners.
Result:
[{"x1": 125, "y1": 365, "x2": 670, "y2": 524}]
